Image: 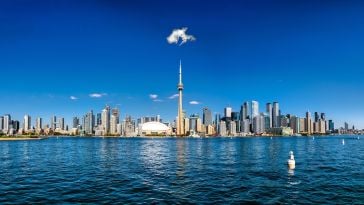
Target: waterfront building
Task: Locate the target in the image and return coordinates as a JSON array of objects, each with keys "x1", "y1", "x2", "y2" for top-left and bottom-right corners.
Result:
[
  {"x1": 344, "y1": 122, "x2": 349, "y2": 131},
  {"x1": 36, "y1": 117, "x2": 42, "y2": 131},
  {"x1": 3, "y1": 114, "x2": 11, "y2": 133},
  {"x1": 267, "y1": 127, "x2": 293, "y2": 136},
  {"x1": 321, "y1": 113, "x2": 326, "y2": 121},
  {"x1": 12, "y1": 120, "x2": 19, "y2": 132},
  {"x1": 219, "y1": 121, "x2": 227, "y2": 136},
  {"x1": 241, "y1": 102, "x2": 250, "y2": 120},
  {"x1": 202, "y1": 107, "x2": 212, "y2": 126},
  {"x1": 72, "y1": 117, "x2": 79, "y2": 129},
  {"x1": 328, "y1": 120, "x2": 334, "y2": 131},
  {"x1": 189, "y1": 114, "x2": 199, "y2": 133},
  {"x1": 272, "y1": 102, "x2": 279, "y2": 127},
  {"x1": 266, "y1": 103, "x2": 273, "y2": 128},
  {"x1": 314, "y1": 112, "x2": 320, "y2": 122},
  {"x1": 117, "y1": 123, "x2": 122, "y2": 135},
  {"x1": 84, "y1": 110, "x2": 94, "y2": 135},
  {"x1": 96, "y1": 113, "x2": 102, "y2": 125},
  {"x1": 23, "y1": 115, "x2": 31, "y2": 132},
  {"x1": 51, "y1": 115, "x2": 57, "y2": 130},
  {"x1": 102, "y1": 106, "x2": 110, "y2": 134},
  {"x1": 280, "y1": 115, "x2": 289, "y2": 127},
  {"x1": 241, "y1": 119, "x2": 250, "y2": 133},
  {"x1": 289, "y1": 116, "x2": 300, "y2": 134},
  {"x1": 0, "y1": 116, "x2": 4, "y2": 132},
  {"x1": 252, "y1": 114, "x2": 265, "y2": 134},
  {"x1": 305, "y1": 111, "x2": 312, "y2": 134},
  {"x1": 251, "y1": 101, "x2": 259, "y2": 119},
  {"x1": 263, "y1": 113, "x2": 270, "y2": 130},
  {"x1": 319, "y1": 119, "x2": 326, "y2": 134},
  {"x1": 224, "y1": 107, "x2": 232, "y2": 119},
  {"x1": 110, "y1": 107, "x2": 120, "y2": 135},
  {"x1": 182, "y1": 117, "x2": 190, "y2": 134},
  {"x1": 110, "y1": 115, "x2": 118, "y2": 135},
  {"x1": 59, "y1": 117, "x2": 65, "y2": 131},
  {"x1": 229, "y1": 121, "x2": 237, "y2": 136},
  {"x1": 206, "y1": 124, "x2": 215, "y2": 136},
  {"x1": 139, "y1": 121, "x2": 171, "y2": 136},
  {"x1": 299, "y1": 118, "x2": 306, "y2": 133},
  {"x1": 176, "y1": 60, "x2": 185, "y2": 136}
]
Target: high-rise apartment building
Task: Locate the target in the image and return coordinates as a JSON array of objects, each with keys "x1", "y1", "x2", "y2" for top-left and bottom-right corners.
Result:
[
  {"x1": 202, "y1": 107, "x2": 212, "y2": 126},
  {"x1": 272, "y1": 102, "x2": 279, "y2": 127}
]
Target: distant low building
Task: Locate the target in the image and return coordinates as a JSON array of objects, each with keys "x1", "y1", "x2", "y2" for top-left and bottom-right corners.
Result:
[{"x1": 267, "y1": 127, "x2": 293, "y2": 136}]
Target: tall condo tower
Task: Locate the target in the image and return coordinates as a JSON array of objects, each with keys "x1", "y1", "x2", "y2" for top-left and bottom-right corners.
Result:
[{"x1": 177, "y1": 60, "x2": 184, "y2": 136}]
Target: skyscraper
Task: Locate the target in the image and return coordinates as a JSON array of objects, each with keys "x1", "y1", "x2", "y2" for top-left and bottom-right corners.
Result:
[
  {"x1": 51, "y1": 115, "x2": 57, "y2": 130},
  {"x1": 266, "y1": 103, "x2": 272, "y2": 128},
  {"x1": 202, "y1": 107, "x2": 212, "y2": 126},
  {"x1": 251, "y1": 101, "x2": 259, "y2": 119},
  {"x1": 3, "y1": 114, "x2": 11, "y2": 133},
  {"x1": 110, "y1": 107, "x2": 120, "y2": 135},
  {"x1": 273, "y1": 102, "x2": 279, "y2": 127},
  {"x1": 84, "y1": 110, "x2": 94, "y2": 135},
  {"x1": 23, "y1": 115, "x2": 31, "y2": 132},
  {"x1": 36, "y1": 117, "x2": 42, "y2": 131},
  {"x1": 314, "y1": 112, "x2": 320, "y2": 122},
  {"x1": 224, "y1": 107, "x2": 232, "y2": 119},
  {"x1": 240, "y1": 102, "x2": 250, "y2": 120},
  {"x1": 0, "y1": 116, "x2": 3, "y2": 131},
  {"x1": 96, "y1": 113, "x2": 102, "y2": 125},
  {"x1": 306, "y1": 111, "x2": 312, "y2": 134},
  {"x1": 72, "y1": 117, "x2": 79, "y2": 129},
  {"x1": 102, "y1": 106, "x2": 110, "y2": 134},
  {"x1": 59, "y1": 117, "x2": 65, "y2": 130},
  {"x1": 177, "y1": 60, "x2": 184, "y2": 136}
]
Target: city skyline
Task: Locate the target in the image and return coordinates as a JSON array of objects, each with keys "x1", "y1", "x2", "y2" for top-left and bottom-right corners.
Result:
[{"x1": 1, "y1": 0, "x2": 364, "y2": 128}]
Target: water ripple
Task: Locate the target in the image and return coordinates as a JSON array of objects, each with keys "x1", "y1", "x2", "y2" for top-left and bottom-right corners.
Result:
[{"x1": 0, "y1": 136, "x2": 363, "y2": 204}]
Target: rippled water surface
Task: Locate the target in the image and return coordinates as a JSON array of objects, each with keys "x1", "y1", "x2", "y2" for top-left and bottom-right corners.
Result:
[{"x1": 0, "y1": 136, "x2": 363, "y2": 204}]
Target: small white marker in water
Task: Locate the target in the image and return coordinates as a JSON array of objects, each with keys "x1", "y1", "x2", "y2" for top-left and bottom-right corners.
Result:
[
  {"x1": 342, "y1": 139, "x2": 345, "y2": 145},
  {"x1": 270, "y1": 137, "x2": 273, "y2": 140},
  {"x1": 287, "y1": 151, "x2": 295, "y2": 169},
  {"x1": 312, "y1": 136, "x2": 315, "y2": 140}
]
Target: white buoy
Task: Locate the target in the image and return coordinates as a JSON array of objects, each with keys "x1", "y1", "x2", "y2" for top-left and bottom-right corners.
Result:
[
  {"x1": 342, "y1": 139, "x2": 345, "y2": 145},
  {"x1": 287, "y1": 151, "x2": 295, "y2": 169}
]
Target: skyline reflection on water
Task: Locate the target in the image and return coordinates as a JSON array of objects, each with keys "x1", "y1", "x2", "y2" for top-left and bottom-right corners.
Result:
[{"x1": 0, "y1": 135, "x2": 363, "y2": 204}]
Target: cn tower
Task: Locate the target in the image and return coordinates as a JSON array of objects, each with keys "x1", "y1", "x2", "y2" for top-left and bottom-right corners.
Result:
[{"x1": 177, "y1": 60, "x2": 184, "y2": 136}]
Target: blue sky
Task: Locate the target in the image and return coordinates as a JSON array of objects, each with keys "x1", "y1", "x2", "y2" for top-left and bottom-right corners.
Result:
[{"x1": 1, "y1": 0, "x2": 364, "y2": 128}]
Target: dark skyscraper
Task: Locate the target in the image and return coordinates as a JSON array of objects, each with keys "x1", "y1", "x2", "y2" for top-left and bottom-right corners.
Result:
[
  {"x1": 202, "y1": 107, "x2": 212, "y2": 126},
  {"x1": 241, "y1": 102, "x2": 250, "y2": 120},
  {"x1": 266, "y1": 103, "x2": 272, "y2": 128},
  {"x1": 314, "y1": 112, "x2": 320, "y2": 122},
  {"x1": 96, "y1": 113, "x2": 102, "y2": 125},
  {"x1": 321, "y1": 113, "x2": 326, "y2": 121},
  {"x1": 328, "y1": 120, "x2": 334, "y2": 131},
  {"x1": 273, "y1": 102, "x2": 279, "y2": 127}
]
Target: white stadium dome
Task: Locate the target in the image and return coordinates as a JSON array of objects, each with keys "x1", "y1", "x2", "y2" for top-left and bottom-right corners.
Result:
[{"x1": 140, "y1": 122, "x2": 171, "y2": 136}]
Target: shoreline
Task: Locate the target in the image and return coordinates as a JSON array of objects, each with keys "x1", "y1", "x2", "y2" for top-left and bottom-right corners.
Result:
[{"x1": 0, "y1": 137, "x2": 44, "y2": 141}]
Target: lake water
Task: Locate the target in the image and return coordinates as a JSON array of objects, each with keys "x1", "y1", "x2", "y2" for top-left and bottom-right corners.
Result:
[{"x1": 0, "y1": 136, "x2": 363, "y2": 204}]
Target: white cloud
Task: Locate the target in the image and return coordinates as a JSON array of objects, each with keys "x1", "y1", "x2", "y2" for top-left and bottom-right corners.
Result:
[
  {"x1": 168, "y1": 94, "x2": 179, "y2": 99},
  {"x1": 70, "y1": 96, "x2": 78, "y2": 100},
  {"x1": 189, "y1": 101, "x2": 201, "y2": 105},
  {"x1": 167, "y1": 27, "x2": 196, "y2": 46},
  {"x1": 149, "y1": 94, "x2": 158, "y2": 99},
  {"x1": 153, "y1": 99, "x2": 163, "y2": 102},
  {"x1": 89, "y1": 93, "x2": 107, "y2": 98}
]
